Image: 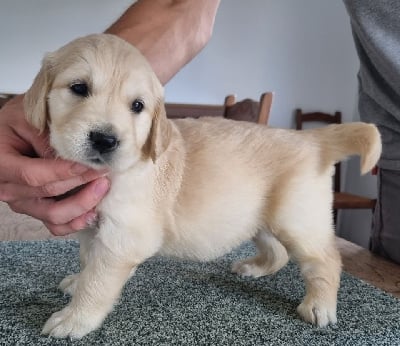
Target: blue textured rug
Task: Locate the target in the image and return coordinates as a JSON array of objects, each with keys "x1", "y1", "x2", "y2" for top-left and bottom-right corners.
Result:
[{"x1": 0, "y1": 240, "x2": 399, "y2": 345}]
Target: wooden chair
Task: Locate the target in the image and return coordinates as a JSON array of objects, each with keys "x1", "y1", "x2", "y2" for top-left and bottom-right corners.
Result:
[
  {"x1": 165, "y1": 102, "x2": 224, "y2": 119},
  {"x1": 165, "y1": 92, "x2": 273, "y2": 125},
  {"x1": 295, "y1": 109, "x2": 376, "y2": 223},
  {"x1": 223, "y1": 92, "x2": 273, "y2": 125}
]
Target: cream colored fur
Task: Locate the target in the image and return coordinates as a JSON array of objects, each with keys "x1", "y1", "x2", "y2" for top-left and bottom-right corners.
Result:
[{"x1": 24, "y1": 34, "x2": 382, "y2": 339}]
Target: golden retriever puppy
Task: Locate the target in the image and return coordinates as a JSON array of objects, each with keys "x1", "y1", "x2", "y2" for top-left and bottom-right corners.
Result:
[{"x1": 24, "y1": 34, "x2": 381, "y2": 339}]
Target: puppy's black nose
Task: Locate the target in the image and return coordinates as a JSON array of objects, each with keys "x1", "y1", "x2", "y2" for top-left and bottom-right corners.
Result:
[{"x1": 89, "y1": 131, "x2": 119, "y2": 154}]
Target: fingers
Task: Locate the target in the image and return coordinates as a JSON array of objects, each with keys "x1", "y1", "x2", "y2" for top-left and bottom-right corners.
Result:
[
  {"x1": 41, "y1": 178, "x2": 110, "y2": 225},
  {"x1": 44, "y1": 210, "x2": 98, "y2": 236},
  {"x1": 8, "y1": 177, "x2": 110, "y2": 236},
  {"x1": 0, "y1": 153, "x2": 93, "y2": 187},
  {"x1": 0, "y1": 169, "x2": 107, "y2": 202},
  {"x1": 1, "y1": 95, "x2": 110, "y2": 236}
]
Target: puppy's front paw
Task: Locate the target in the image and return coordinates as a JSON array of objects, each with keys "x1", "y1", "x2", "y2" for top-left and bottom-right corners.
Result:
[
  {"x1": 42, "y1": 306, "x2": 103, "y2": 339},
  {"x1": 297, "y1": 299, "x2": 337, "y2": 327},
  {"x1": 59, "y1": 274, "x2": 79, "y2": 296}
]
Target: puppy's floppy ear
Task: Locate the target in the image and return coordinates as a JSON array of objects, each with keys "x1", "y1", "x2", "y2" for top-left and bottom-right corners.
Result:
[
  {"x1": 23, "y1": 54, "x2": 54, "y2": 133},
  {"x1": 142, "y1": 97, "x2": 172, "y2": 162}
]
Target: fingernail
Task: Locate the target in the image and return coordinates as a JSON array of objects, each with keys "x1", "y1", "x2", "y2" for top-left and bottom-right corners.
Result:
[
  {"x1": 85, "y1": 211, "x2": 98, "y2": 226},
  {"x1": 94, "y1": 178, "x2": 110, "y2": 197},
  {"x1": 70, "y1": 163, "x2": 90, "y2": 175}
]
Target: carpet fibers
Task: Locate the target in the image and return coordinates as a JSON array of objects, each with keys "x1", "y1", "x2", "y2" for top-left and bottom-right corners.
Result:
[{"x1": 0, "y1": 240, "x2": 399, "y2": 345}]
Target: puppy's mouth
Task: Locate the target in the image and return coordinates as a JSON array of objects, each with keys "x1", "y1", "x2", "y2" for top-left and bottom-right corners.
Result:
[
  {"x1": 84, "y1": 150, "x2": 115, "y2": 168},
  {"x1": 87, "y1": 154, "x2": 108, "y2": 165}
]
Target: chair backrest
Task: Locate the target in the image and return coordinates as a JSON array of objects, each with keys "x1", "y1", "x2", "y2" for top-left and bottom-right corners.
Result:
[
  {"x1": 295, "y1": 108, "x2": 342, "y2": 192},
  {"x1": 224, "y1": 92, "x2": 273, "y2": 125},
  {"x1": 165, "y1": 92, "x2": 273, "y2": 125},
  {"x1": 295, "y1": 109, "x2": 341, "y2": 130},
  {"x1": 165, "y1": 103, "x2": 224, "y2": 119}
]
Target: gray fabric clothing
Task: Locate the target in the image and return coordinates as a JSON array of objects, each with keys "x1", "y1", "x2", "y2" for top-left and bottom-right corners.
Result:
[
  {"x1": 344, "y1": 0, "x2": 400, "y2": 170},
  {"x1": 370, "y1": 168, "x2": 400, "y2": 263},
  {"x1": 344, "y1": 0, "x2": 400, "y2": 263}
]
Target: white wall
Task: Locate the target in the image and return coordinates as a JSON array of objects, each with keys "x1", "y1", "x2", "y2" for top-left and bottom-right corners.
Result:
[
  {"x1": 0, "y1": 0, "x2": 132, "y2": 93},
  {"x1": 168, "y1": 0, "x2": 360, "y2": 129},
  {"x1": 0, "y1": 0, "x2": 359, "y2": 129},
  {"x1": 0, "y1": 0, "x2": 373, "y2": 246}
]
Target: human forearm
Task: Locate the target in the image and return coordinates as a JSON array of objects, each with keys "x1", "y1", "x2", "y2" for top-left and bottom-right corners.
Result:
[{"x1": 106, "y1": 0, "x2": 220, "y2": 84}]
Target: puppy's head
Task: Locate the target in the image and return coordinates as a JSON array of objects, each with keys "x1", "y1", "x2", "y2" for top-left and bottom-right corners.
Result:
[{"x1": 24, "y1": 34, "x2": 171, "y2": 171}]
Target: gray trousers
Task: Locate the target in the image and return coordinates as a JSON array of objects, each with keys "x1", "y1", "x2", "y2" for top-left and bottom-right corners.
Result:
[{"x1": 370, "y1": 168, "x2": 400, "y2": 263}]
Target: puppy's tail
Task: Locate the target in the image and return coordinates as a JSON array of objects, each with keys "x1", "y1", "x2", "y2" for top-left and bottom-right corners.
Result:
[{"x1": 312, "y1": 123, "x2": 381, "y2": 174}]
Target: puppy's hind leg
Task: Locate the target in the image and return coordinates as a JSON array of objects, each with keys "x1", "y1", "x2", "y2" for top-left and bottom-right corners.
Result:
[
  {"x1": 295, "y1": 242, "x2": 341, "y2": 327},
  {"x1": 232, "y1": 229, "x2": 289, "y2": 278},
  {"x1": 277, "y1": 216, "x2": 341, "y2": 327}
]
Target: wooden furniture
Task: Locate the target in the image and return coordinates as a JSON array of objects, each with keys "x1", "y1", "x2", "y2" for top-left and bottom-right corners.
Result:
[
  {"x1": 165, "y1": 102, "x2": 224, "y2": 119},
  {"x1": 166, "y1": 92, "x2": 273, "y2": 125},
  {"x1": 295, "y1": 109, "x2": 376, "y2": 222},
  {"x1": 224, "y1": 93, "x2": 273, "y2": 125},
  {"x1": 336, "y1": 237, "x2": 400, "y2": 298}
]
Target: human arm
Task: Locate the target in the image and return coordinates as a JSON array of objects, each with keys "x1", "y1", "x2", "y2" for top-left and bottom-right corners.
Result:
[{"x1": 106, "y1": 0, "x2": 220, "y2": 84}]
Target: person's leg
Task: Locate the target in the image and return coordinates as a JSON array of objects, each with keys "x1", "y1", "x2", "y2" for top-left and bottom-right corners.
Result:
[{"x1": 370, "y1": 168, "x2": 400, "y2": 264}]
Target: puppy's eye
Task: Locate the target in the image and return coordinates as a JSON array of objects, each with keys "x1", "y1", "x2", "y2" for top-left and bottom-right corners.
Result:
[
  {"x1": 131, "y1": 99, "x2": 144, "y2": 114},
  {"x1": 70, "y1": 83, "x2": 89, "y2": 97}
]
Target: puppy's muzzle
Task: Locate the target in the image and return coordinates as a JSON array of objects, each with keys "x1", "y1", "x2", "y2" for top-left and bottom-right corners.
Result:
[
  {"x1": 86, "y1": 130, "x2": 120, "y2": 166},
  {"x1": 89, "y1": 131, "x2": 120, "y2": 154}
]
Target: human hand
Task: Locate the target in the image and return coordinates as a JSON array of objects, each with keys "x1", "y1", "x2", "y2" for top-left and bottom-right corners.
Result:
[{"x1": 0, "y1": 95, "x2": 110, "y2": 236}]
